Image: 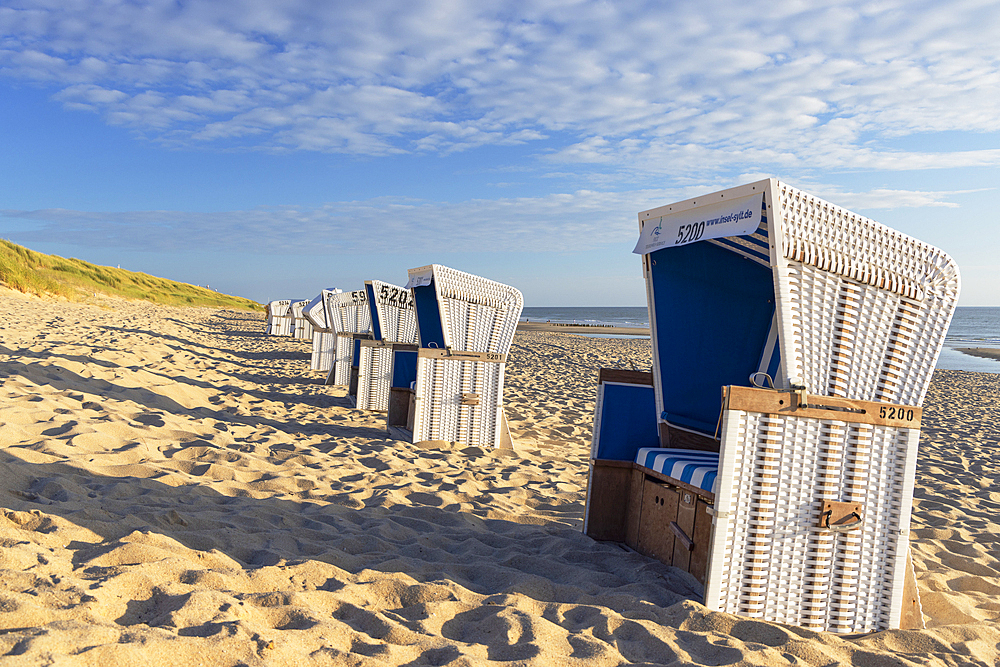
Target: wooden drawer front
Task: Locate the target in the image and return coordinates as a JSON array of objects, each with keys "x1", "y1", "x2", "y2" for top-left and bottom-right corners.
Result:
[
  {"x1": 636, "y1": 479, "x2": 680, "y2": 565},
  {"x1": 636, "y1": 476, "x2": 713, "y2": 584},
  {"x1": 689, "y1": 498, "x2": 713, "y2": 584}
]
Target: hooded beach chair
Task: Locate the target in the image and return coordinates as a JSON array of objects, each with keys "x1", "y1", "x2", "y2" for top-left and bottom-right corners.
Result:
[
  {"x1": 392, "y1": 264, "x2": 523, "y2": 449},
  {"x1": 291, "y1": 299, "x2": 313, "y2": 340},
  {"x1": 323, "y1": 289, "x2": 373, "y2": 395},
  {"x1": 355, "y1": 280, "x2": 419, "y2": 413},
  {"x1": 304, "y1": 288, "x2": 342, "y2": 371},
  {"x1": 584, "y1": 178, "x2": 959, "y2": 633},
  {"x1": 264, "y1": 300, "x2": 293, "y2": 336}
]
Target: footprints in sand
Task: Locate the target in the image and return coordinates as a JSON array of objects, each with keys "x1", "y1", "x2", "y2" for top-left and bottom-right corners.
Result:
[
  {"x1": 5, "y1": 292, "x2": 1000, "y2": 663},
  {"x1": 911, "y1": 369, "x2": 1000, "y2": 626}
]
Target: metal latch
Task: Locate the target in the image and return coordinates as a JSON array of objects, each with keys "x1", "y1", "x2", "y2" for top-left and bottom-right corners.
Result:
[
  {"x1": 819, "y1": 500, "x2": 863, "y2": 532},
  {"x1": 791, "y1": 383, "x2": 809, "y2": 409}
]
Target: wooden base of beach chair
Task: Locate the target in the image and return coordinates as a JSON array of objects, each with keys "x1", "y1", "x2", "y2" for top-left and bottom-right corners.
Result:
[
  {"x1": 387, "y1": 387, "x2": 414, "y2": 427},
  {"x1": 585, "y1": 455, "x2": 925, "y2": 629},
  {"x1": 585, "y1": 459, "x2": 713, "y2": 584},
  {"x1": 901, "y1": 548, "x2": 924, "y2": 630},
  {"x1": 629, "y1": 467, "x2": 714, "y2": 583},
  {"x1": 349, "y1": 365, "x2": 359, "y2": 397}
]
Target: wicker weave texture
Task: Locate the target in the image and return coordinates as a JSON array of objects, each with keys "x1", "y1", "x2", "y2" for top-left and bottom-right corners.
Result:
[
  {"x1": 356, "y1": 345, "x2": 393, "y2": 411},
  {"x1": 412, "y1": 356, "x2": 505, "y2": 447},
  {"x1": 330, "y1": 335, "x2": 354, "y2": 387},
  {"x1": 705, "y1": 408, "x2": 918, "y2": 633},
  {"x1": 369, "y1": 280, "x2": 418, "y2": 344},
  {"x1": 310, "y1": 331, "x2": 336, "y2": 371},
  {"x1": 304, "y1": 294, "x2": 332, "y2": 332},
  {"x1": 429, "y1": 265, "x2": 523, "y2": 354},
  {"x1": 266, "y1": 300, "x2": 292, "y2": 336},
  {"x1": 325, "y1": 290, "x2": 372, "y2": 335},
  {"x1": 776, "y1": 182, "x2": 958, "y2": 302},
  {"x1": 291, "y1": 300, "x2": 313, "y2": 340},
  {"x1": 773, "y1": 182, "x2": 960, "y2": 405}
]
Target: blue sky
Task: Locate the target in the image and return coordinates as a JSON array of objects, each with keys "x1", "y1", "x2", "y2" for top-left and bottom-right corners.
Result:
[{"x1": 1, "y1": 0, "x2": 998, "y2": 306}]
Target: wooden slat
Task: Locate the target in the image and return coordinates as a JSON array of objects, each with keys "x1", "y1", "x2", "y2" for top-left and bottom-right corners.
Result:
[
  {"x1": 625, "y1": 467, "x2": 645, "y2": 548},
  {"x1": 672, "y1": 491, "x2": 697, "y2": 571},
  {"x1": 900, "y1": 547, "x2": 925, "y2": 630},
  {"x1": 689, "y1": 500, "x2": 713, "y2": 584},
  {"x1": 418, "y1": 348, "x2": 507, "y2": 363},
  {"x1": 597, "y1": 368, "x2": 654, "y2": 386},
  {"x1": 636, "y1": 480, "x2": 679, "y2": 564},
  {"x1": 360, "y1": 340, "x2": 418, "y2": 351},
  {"x1": 725, "y1": 385, "x2": 922, "y2": 429},
  {"x1": 584, "y1": 461, "x2": 634, "y2": 542},
  {"x1": 659, "y1": 422, "x2": 720, "y2": 452}
]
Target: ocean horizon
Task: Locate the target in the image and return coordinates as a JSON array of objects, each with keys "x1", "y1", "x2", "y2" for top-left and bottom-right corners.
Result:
[{"x1": 521, "y1": 305, "x2": 1000, "y2": 374}]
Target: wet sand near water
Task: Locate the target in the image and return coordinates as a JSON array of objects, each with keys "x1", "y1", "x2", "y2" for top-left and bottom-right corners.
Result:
[{"x1": 957, "y1": 347, "x2": 1000, "y2": 361}]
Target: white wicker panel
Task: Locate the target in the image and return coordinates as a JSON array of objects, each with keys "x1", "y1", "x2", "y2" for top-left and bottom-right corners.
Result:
[
  {"x1": 427, "y1": 265, "x2": 523, "y2": 354},
  {"x1": 775, "y1": 182, "x2": 958, "y2": 302},
  {"x1": 266, "y1": 300, "x2": 293, "y2": 336},
  {"x1": 293, "y1": 298, "x2": 314, "y2": 340},
  {"x1": 779, "y1": 259, "x2": 955, "y2": 405},
  {"x1": 326, "y1": 290, "x2": 372, "y2": 335},
  {"x1": 773, "y1": 181, "x2": 959, "y2": 405},
  {"x1": 331, "y1": 335, "x2": 354, "y2": 387},
  {"x1": 412, "y1": 356, "x2": 505, "y2": 447},
  {"x1": 304, "y1": 293, "x2": 335, "y2": 331},
  {"x1": 369, "y1": 280, "x2": 417, "y2": 344},
  {"x1": 706, "y1": 408, "x2": 916, "y2": 633},
  {"x1": 311, "y1": 331, "x2": 336, "y2": 371},
  {"x1": 356, "y1": 345, "x2": 394, "y2": 411},
  {"x1": 273, "y1": 316, "x2": 293, "y2": 337}
]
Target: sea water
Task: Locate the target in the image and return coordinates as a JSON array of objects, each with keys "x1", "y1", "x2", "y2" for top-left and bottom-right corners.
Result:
[
  {"x1": 936, "y1": 306, "x2": 1000, "y2": 373},
  {"x1": 521, "y1": 306, "x2": 1000, "y2": 374}
]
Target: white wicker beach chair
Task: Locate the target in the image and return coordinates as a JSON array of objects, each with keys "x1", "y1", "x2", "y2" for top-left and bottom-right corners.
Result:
[
  {"x1": 323, "y1": 289, "x2": 373, "y2": 392},
  {"x1": 290, "y1": 299, "x2": 313, "y2": 340},
  {"x1": 265, "y1": 299, "x2": 293, "y2": 336},
  {"x1": 399, "y1": 264, "x2": 523, "y2": 449},
  {"x1": 585, "y1": 178, "x2": 959, "y2": 633},
  {"x1": 304, "y1": 289, "x2": 342, "y2": 371},
  {"x1": 356, "y1": 280, "x2": 419, "y2": 412}
]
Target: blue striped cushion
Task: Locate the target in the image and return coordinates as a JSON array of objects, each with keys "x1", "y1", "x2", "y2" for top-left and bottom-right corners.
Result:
[{"x1": 636, "y1": 448, "x2": 719, "y2": 495}]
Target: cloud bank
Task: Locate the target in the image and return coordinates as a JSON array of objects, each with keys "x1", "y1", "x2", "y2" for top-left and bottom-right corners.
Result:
[{"x1": 2, "y1": 0, "x2": 999, "y2": 175}]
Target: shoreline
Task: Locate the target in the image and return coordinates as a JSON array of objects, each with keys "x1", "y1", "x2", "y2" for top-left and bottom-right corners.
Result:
[
  {"x1": 517, "y1": 321, "x2": 650, "y2": 336},
  {"x1": 957, "y1": 347, "x2": 1000, "y2": 361}
]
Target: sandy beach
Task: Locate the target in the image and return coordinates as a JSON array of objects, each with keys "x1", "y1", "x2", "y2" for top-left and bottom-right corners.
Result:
[{"x1": 2, "y1": 287, "x2": 1000, "y2": 666}]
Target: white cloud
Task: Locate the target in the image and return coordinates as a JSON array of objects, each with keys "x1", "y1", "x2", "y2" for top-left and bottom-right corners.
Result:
[{"x1": 1, "y1": 0, "x2": 999, "y2": 175}]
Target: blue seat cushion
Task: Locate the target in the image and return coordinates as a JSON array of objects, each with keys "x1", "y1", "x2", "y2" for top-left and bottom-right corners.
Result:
[{"x1": 636, "y1": 448, "x2": 719, "y2": 495}]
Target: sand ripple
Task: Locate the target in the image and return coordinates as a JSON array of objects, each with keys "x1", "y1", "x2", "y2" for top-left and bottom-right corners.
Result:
[{"x1": 1, "y1": 287, "x2": 998, "y2": 665}]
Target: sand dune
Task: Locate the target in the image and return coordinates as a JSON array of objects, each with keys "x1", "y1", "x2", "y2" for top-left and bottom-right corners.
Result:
[{"x1": 1, "y1": 286, "x2": 999, "y2": 665}]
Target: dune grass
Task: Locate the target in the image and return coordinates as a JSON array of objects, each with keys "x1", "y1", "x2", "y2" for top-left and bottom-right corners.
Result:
[{"x1": 0, "y1": 239, "x2": 261, "y2": 310}]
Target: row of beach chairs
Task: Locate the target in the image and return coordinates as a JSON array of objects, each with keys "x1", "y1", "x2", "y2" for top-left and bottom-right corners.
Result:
[
  {"x1": 264, "y1": 179, "x2": 959, "y2": 637},
  {"x1": 266, "y1": 265, "x2": 523, "y2": 450}
]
